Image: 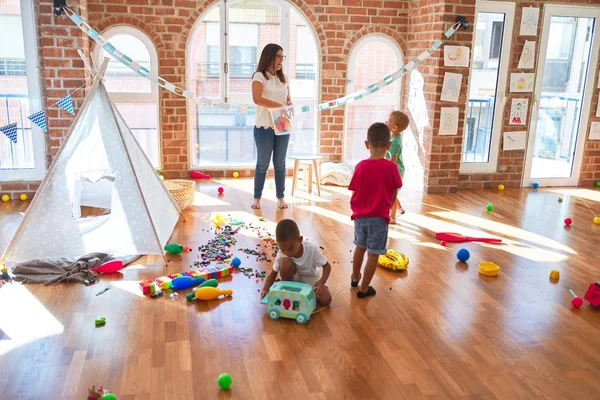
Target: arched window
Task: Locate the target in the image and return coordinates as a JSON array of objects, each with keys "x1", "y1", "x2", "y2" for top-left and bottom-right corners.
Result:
[
  {"x1": 188, "y1": 0, "x2": 319, "y2": 167},
  {"x1": 93, "y1": 26, "x2": 160, "y2": 168},
  {"x1": 344, "y1": 35, "x2": 403, "y2": 163}
]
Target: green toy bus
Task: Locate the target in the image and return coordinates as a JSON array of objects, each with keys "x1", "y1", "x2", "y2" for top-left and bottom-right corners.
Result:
[{"x1": 260, "y1": 281, "x2": 316, "y2": 324}]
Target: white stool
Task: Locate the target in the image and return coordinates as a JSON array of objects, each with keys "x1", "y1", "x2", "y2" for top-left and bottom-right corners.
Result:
[{"x1": 288, "y1": 154, "x2": 322, "y2": 196}]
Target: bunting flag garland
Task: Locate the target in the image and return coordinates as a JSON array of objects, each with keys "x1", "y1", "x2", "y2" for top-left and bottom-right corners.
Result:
[
  {"x1": 63, "y1": 6, "x2": 462, "y2": 115},
  {"x1": 57, "y1": 94, "x2": 74, "y2": 115},
  {"x1": 28, "y1": 110, "x2": 48, "y2": 132},
  {"x1": 0, "y1": 123, "x2": 18, "y2": 144},
  {"x1": 1, "y1": 10, "x2": 462, "y2": 141}
]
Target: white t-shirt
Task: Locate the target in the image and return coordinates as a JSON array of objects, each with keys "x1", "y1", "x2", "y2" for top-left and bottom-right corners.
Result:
[
  {"x1": 273, "y1": 241, "x2": 327, "y2": 278},
  {"x1": 252, "y1": 71, "x2": 289, "y2": 128}
]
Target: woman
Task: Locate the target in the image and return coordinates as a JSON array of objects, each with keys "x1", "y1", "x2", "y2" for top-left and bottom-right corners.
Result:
[{"x1": 251, "y1": 43, "x2": 292, "y2": 210}]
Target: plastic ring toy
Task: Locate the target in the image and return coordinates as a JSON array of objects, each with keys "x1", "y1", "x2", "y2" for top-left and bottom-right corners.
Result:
[{"x1": 377, "y1": 249, "x2": 409, "y2": 271}]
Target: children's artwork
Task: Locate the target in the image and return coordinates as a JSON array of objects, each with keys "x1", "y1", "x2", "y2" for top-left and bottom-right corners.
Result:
[
  {"x1": 520, "y1": 7, "x2": 539, "y2": 36},
  {"x1": 590, "y1": 122, "x2": 600, "y2": 140},
  {"x1": 518, "y1": 41, "x2": 536, "y2": 69},
  {"x1": 440, "y1": 73, "x2": 462, "y2": 103},
  {"x1": 510, "y1": 73, "x2": 535, "y2": 93},
  {"x1": 270, "y1": 106, "x2": 294, "y2": 135},
  {"x1": 444, "y1": 46, "x2": 470, "y2": 67},
  {"x1": 503, "y1": 131, "x2": 527, "y2": 151},
  {"x1": 439, "y1": 107, "x2": 459, "y2": 136},
  {"x1": 509, "y1": 99, "x2": 529, "y2": 126}
]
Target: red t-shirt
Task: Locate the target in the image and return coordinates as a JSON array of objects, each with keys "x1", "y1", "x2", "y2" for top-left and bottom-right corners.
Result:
[{"x1": 348, "y1": 158, "x2": 402, "y2": 223}]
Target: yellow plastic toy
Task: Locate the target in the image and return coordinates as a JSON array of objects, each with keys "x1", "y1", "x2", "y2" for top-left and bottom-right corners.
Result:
[
  {"x1": 479, "y1": 262, "x2": 500, "y2": 277},
  {"x1": 19, "y1": 193, "x2": 27, "y2": 201},
  {"x1": 211, "y1": 214, "x2": 229, "y2": 228},
  {"x1": 193, "y1": 287, "x2": 233, "y2": 300},
  {"x1": 549, "y1": 270, "x2": 560, "y2": 281},
  {"x1": 377, "y1": 249, "x2": 409, "y2": 271},
  {"x1": 1, "y1": 194, "x2": 9, "y2": 202}
]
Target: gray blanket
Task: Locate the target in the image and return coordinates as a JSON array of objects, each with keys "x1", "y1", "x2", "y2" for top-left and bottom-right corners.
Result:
[{"x1": 11, "y1": 253, "x2": 141, "y2": 284}]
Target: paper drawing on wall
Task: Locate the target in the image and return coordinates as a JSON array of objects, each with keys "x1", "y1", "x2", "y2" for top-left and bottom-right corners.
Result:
[
  {"x1": 503, "y1": 131, "x2": 527, "y2": 151},
  {"x1": 520, "y1": 7, "x2": 539, "y2": 36},
  {"x1": 590, "y1": 122, "x2": 600, "y2": 140},
  {"x1": 440, "y1": 72, "x2": 462, "y2": 102},
  {"x1": 444, "y1": 46, "x2": 470, "y2": 67},
  {"x1": 439, "y1": 107, "x2": 459, "y2": 136},
  {"x1": 518, "y1": 41, "x2": 536, "y2": 69},
  {"x1": 510, "y1": 73, "x2": 535, "y2": 93},
  {"x1": 509, "y1": 99, "x2": 528, "y2": 125}
]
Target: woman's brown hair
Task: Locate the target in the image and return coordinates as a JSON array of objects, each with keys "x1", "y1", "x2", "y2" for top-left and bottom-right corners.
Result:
[{"x1": 253, "y1": 43, "x2": 286, "y2": 84}]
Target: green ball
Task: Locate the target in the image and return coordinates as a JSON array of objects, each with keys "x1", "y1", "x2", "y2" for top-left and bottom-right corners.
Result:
[
  {"x1": 596, "y1": 180, "x2": 600, "y2": 188},
  {"x1": 218, "y1": 373, "x2": 232, "y2": 389},
  {"x1": 100, "y1": 394, "x2": 117, "y2": 400},
  {"x1": 486, "y1": 204, "x2": 493, "y2": 212}
]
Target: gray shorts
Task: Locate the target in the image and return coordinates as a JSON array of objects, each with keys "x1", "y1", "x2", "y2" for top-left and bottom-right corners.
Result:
[{"x1": 353, "y1": 217, "x2": 388, "y2": 255}]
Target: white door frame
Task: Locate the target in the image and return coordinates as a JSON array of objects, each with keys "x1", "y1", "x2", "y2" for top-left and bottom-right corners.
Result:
[
  {"x1": 522, "y1": 5, "x2": 600, "y2": 187},
  {"x1": 459, "y1": 1, "x2": 515, "y2": 174}
]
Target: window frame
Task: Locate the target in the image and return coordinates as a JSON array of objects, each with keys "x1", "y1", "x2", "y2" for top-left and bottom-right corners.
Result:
[
  {"x1": 459, "y1": 1, "x2": 515, "y2": 174},
  {"x1": 343, "y1": 34, "x2": 403, "y2": 162},
  {"x1": 186, "y1": 0, "x2": 321, "y2": 169},
  {"x1": 92, "y1": 25, "x2": 162, "y2": 169},
  {"x1": 0, "y1": 0, "x2": 46, "y2": 181}
]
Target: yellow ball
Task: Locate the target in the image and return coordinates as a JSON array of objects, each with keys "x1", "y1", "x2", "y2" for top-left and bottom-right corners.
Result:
[
  {"x1": 498, "y1": 184, "x2": 505, "y2": 191},
  {"x1": 159, "y1": 175, "x2": 164, "y2": 181},
  {"x1": 1, "y1": 194, "x2": 9, "y2": 202},
  {"x1": 594, "y1": 216, "x2": 600, "y2": 225},
  {"x1": 19, "y1": 193, "x2": 27, "y2": 201},
  {"x1": 233, "y1": 172, "x2": 239, "y2": 178}
]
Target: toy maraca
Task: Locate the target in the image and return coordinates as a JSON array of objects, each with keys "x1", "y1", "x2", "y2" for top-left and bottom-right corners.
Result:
[
  {"x1": 170, "y1": 276, "x2": 205, "y2": 290},
  {"x1": 186, "y1": 279, "x2": 219, "y2": 301},
  {"x1": 569, "y1": 289, "x2": 583, "y2": 308},
  {"x1": 192, "y1": 287, "x2": 233, "y2": 301}
]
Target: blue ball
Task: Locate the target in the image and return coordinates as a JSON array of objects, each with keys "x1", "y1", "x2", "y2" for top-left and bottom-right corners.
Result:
[
  {"x1": 231, "y1": 257, "x2": 241, "y2": 268},
  {"x1": 532, "y1": 182, "x2": 539, "y2": 189},
  {"x1": 457, "y1": 248, "x2": 470, "y2": 262}
]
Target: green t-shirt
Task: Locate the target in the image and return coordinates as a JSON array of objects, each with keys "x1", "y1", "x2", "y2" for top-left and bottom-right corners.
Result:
[{"x1": 386, "y1": 135, "x2": 404, "y2": 178}]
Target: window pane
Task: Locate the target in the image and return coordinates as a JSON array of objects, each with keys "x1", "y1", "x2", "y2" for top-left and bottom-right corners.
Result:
[
  {"x1": 0, "y1": 3, "x2": 35, "y2": 169},
  {"x1": 349, "y1": 41, "x2": 398, "y2": 96},
  {"x1": 462, "y1": 12, "x2": 505, "y2": 164},
  {"x1": 228, "y1": 0, "x2": 279, "y2": 95},
  {"x1": 344, "y1": 38, "x2": 400, "y2": 163},
  {"x1": 115, "y1": 103, "x2": 160, "y2": 168},
  {"x1": 289, "y1": 9, "x2": 317, "y2": 99},
  {"x1": 191, "y1": 8, "x2": 220, "y2": 99},
  {"x1": 102, "y1": 35, "x2": 151, "y2": 93}
]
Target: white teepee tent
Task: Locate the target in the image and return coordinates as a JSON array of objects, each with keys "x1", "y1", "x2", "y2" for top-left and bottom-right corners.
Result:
[{"x1": 0, "y1": 60, "x2": 180, "y2": 266}]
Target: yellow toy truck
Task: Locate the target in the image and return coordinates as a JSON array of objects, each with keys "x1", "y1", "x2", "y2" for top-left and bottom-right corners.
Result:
[{"x1": 260, "y1": 281, "x2": 316, "y2": 324}]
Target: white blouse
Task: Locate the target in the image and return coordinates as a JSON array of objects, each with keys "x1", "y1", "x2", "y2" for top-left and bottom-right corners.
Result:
[{"x1": 252, "y1": 71, "x2": 289, "y2": 128}]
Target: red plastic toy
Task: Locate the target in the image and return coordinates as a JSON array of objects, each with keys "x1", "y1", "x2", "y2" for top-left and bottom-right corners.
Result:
[
  {"x1": 583, "y1": 282, "x2": 600, "y2": 307},
  {"x1": 90, "y1": 260, "x2": 124, "y2": 274},
  {"x1": 190, "y1": 171, "x2": 210, "y2": 179}
]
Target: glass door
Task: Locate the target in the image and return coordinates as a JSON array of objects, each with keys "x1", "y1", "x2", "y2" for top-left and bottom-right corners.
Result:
[{"x1": 523, "y1": 5, "x2": 600, "y2": 186}]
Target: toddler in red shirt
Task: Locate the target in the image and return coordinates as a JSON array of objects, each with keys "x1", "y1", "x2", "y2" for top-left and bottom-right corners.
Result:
[{"x1": 348, "y1": 122, "x2": 402, "y2": 298}]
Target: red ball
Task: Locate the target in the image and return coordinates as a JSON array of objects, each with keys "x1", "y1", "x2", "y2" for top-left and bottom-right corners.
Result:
[
  {"x1": 440, "y1": 240, "x2": 447, "y2": 246},
  {"x1": 571, "y1": 297, "x2": 583, "y2": 308},
  {"x1": 218, "y1": 187, "x2": 224, "y2": 194},
  {"x1": 564, "y1": 217, "x2": 572, "y2": 226}
]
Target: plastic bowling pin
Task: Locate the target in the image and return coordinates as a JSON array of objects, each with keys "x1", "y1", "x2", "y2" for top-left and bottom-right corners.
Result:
[
  {"x1": 170, "y1": 276, "x2": 205, "y2": 290},
  {"x1": 193, "y1": 287, "x2": 233, "y2": 300},
  {"x1": 164, "y1": 243, "x2": 184, "y2": 254}
]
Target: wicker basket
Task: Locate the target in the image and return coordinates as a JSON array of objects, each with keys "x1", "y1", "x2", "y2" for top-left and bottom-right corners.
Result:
[{"x1": 163, "y1": 179, "x2": 195, "y2": 211}]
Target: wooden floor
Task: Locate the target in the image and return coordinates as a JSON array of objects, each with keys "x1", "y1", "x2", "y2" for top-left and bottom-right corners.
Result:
[{"x1": 1, "y1": 179, "x2": 600, "y2": 399}]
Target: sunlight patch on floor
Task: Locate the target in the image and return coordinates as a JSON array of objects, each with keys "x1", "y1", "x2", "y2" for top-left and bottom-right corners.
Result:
[
  {"x1": 429, "y1": 210, "x2": 576, "y2": 255},
  {"x1": 191, "y1": 191, "x2": 231, "y2": 207},
  {"x1": 111, "y1": 280, "x2": 147, "y2": 298},
  {"x1": 547, "y1": 188, "x2": 600, "y2": 204},
  {"x1": 213, "y1": 178, "x2": 333, "y2": 204},
  {"x1": 0, "y1": 283, "x2": 64, "y2": 356}
]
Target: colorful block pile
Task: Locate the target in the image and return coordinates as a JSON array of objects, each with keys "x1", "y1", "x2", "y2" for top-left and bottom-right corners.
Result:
[{"x1": 139, "y1": 265, "x2": 234, "y2": 294}]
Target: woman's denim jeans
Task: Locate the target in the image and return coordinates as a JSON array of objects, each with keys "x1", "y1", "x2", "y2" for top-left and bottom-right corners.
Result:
[{"x1": 253, "y1": 126, "x2": 290, "y2": 199}]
